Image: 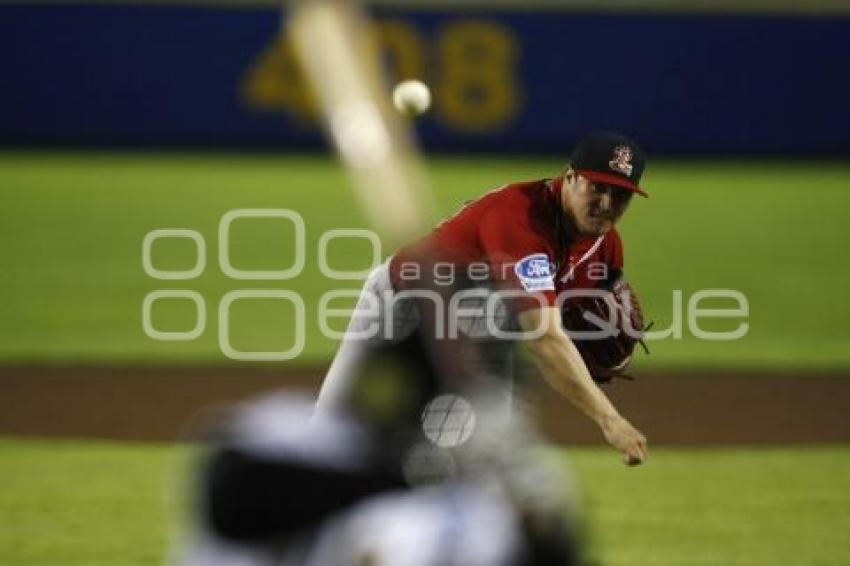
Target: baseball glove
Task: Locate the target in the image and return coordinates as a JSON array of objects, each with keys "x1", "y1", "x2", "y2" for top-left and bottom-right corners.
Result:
[{"x1": 560, "y1": 278, "x2": 649, "y2": 384}]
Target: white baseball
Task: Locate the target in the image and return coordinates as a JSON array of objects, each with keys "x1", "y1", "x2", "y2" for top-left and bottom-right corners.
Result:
[{"x1": 392, "y1": 79, "x2": 431, "y2": 117}]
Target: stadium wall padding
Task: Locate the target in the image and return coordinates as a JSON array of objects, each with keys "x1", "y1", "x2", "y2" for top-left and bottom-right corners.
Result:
[{"x1": 2, "y1": 3, "x2": 849, "y2": 154}]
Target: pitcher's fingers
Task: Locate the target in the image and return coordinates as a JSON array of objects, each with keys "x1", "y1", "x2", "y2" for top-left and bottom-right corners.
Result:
[{"x1": 624, "y1": 447, "x2": 645, "y2": 466}]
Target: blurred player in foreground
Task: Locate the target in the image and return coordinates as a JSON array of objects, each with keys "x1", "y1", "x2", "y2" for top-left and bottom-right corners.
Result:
[
  {"x1": 174, "y1": 2, "x2": 638, "y2": 563},
  {"x1": 175, "y1": 393, "x2": 581, "y2": 566},
  {"x1": 317, "y1": 130, "x2": 650, "y2": 467}
]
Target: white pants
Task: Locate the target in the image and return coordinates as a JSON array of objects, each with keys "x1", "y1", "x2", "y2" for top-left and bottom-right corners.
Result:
[
  {"x1": 316, "y1": 261, "x2": 517, "y2": 417},
  {"x1": 316, "y1": 262, "x2": 417, "y2": 413}
]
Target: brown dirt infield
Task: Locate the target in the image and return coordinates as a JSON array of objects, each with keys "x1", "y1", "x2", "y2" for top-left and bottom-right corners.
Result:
[{"x1": 1, "y1": 366, "x2": 849, "y2": 445}]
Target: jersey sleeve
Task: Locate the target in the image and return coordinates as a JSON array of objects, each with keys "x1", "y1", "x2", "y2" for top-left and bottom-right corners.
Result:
[{"x1": 477, "y1": 208, "x2": 557, "y2": 312}]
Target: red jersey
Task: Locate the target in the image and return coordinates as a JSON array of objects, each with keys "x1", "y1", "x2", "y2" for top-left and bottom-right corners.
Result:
[{"x1": 389, "y1": 178, "x2": 624, "y2": 311}]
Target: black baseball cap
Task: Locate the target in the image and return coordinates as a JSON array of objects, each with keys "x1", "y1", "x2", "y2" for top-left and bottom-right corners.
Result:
[{"x1": 570, "y1": 130, "x2": 648, "y2": 197}]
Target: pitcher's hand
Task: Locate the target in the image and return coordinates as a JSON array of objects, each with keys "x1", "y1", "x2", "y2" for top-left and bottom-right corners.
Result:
[{"x1": 602, "y1": 415, "x2": 648, "y2": 466}]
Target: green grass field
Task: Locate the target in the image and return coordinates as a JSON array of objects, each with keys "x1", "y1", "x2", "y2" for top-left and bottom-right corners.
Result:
[
  {"x1": 3, "y1": 153, "x2": 848, "y2": 565},
  {"x1": 1, "y1": 438, "x2": 848, "y2": 565},
  {"x1": 2, "y1": 152, "x2": 849, "y2": 368}
]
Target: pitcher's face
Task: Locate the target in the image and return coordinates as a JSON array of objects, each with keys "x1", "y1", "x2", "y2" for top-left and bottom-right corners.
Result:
[{"x1": 561, "y1": 170, "x2": 633, "y2": 236}]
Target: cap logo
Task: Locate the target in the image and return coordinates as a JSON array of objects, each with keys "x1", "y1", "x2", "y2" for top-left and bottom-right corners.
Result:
[{"x1": 609, "y1": 145, "x2": 634, "y2": 177}]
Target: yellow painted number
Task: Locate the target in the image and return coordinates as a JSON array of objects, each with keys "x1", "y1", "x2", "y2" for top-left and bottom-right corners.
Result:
[
  {"x1": 376, "y1": 20, "x2": 426, "y2": 82},
  {"x1": 240, "y1": 34, "x2": 318, "y2": 121},
  {"x1": 436, "y1": 21, "x2": 520, "y2": 131},
  {"x1": 241, "y1": 19, "x2": 521, "y2": 132}
]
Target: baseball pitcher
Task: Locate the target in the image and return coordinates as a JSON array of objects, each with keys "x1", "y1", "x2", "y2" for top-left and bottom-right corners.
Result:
[{"x1": 316, "y1": 130, "x2": 650, "y2": 466}]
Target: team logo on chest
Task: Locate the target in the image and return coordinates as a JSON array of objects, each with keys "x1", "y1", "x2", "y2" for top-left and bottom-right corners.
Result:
[{"x1": 609, "y1": 145, "x2": 634, "y2": 176}]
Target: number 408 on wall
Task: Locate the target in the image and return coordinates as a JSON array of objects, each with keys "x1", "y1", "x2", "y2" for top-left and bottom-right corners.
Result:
[{"x1": 242, "y1": 19, "x2": 521, "y2": 132}]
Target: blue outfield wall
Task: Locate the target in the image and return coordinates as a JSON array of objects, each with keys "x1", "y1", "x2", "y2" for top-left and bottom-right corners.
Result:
[{"x1": 1, "y1": 3, "x2": 849, "y2": 154}]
